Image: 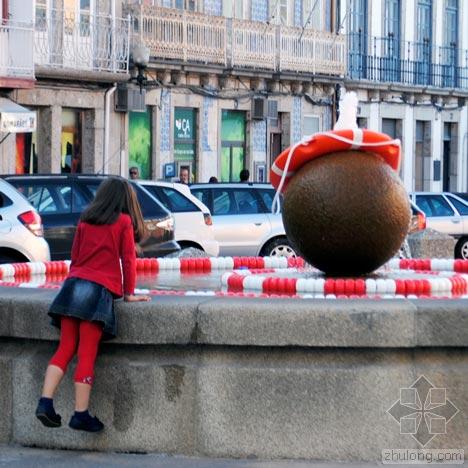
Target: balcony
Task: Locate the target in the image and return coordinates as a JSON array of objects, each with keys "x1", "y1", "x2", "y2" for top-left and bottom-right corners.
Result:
[
  {"x1": 34, "y1": 9, "x2": 131, "y2": 75},
  {"x1": 126, "y1": 4, "x2": 346, "y2": 77},
  {"x1": 348, "y1": 33, "x2": 468, "y2": 90},
  {"x1": 0, "y1": 21, "x2": 35, "y2": 86}
]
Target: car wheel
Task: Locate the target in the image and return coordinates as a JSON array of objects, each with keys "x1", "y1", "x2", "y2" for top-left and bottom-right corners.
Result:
[
  {"x1": 455, "y1": 238, "x2": 468, "y2": 259},
  {"x1": 262, "y1": 238, "x2": 297, "y2": 258}
]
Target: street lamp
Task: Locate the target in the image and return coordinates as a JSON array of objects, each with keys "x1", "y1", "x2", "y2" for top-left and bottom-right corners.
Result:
[{"x1": 130, "y1": 43, "x2": 150, "y2": 92}]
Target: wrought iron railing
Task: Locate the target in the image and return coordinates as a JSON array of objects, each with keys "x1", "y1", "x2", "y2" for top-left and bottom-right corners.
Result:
[
  {"x1": 348, "y1": 33, "x2": 468, "y2": 89},
  {"x1": 34, "y1": 9, "x2": 130, "y2": 73},
  {"x1": 126, "y1": 4, "x2": 346, "y2": 76},
  {"x1": 0, "y1": 21, "x2": 35, "y2": 79}
]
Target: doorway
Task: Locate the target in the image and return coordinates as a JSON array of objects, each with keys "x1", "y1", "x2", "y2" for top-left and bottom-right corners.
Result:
[{"x1": 220, "y1": 110, "x2": 246, "y2": 182}]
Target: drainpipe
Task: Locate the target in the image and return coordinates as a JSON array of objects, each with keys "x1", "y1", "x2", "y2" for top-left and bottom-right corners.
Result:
[{"x1": 103, "y1": 84, "x2": 117, "y2": 174}]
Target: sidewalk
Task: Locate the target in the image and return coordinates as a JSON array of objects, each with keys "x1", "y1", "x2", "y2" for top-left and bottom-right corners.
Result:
[{"x1": 0, "y1": 446, "x2": 466, "y2": 468}]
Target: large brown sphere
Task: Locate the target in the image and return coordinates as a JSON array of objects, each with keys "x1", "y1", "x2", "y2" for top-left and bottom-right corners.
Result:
[{"x1": 282, "y1": 151, "x2": 411, "y2": 276}]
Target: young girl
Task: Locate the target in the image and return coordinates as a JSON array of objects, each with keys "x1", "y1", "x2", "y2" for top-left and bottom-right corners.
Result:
[{"x1": 35, "y1": 177, "x2": 151, "y2": 433}]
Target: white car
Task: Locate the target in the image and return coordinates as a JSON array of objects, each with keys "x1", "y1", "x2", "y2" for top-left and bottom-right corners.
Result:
[
  {"x1": 0, "y1": 178, "x2": 50, "y2": 263},
  {"x1": 410, "y1": 192, "x2": 468, "y2": 259},
  {"x1": 190, "y1": 183, "x2": 297, "y2": 257},
  {"x1": 138, "y1": 180, "x2": 219, "y2": 257}
]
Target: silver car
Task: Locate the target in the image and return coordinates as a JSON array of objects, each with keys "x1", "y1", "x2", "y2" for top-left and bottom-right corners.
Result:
[
  {"x1": 409, "y1": 192, "x2": 468, "y2": 259},
  {"x1": 0, "y1": 179, "x2": 50, "y2": 263},
  {"x1": 190, "y1": 183, "x2": 296, "y2": 257}
]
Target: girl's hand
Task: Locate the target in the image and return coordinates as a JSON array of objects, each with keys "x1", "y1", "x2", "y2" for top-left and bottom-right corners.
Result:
[{"x1": 124, "y1": 294, "x2": 152, "y2": 302}]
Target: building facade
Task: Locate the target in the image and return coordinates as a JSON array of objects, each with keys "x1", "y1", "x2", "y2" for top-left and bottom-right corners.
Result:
[
  {"x1": 342, "y1": 0, "x2": 468, "y2": 193},
  {"x1": 1, "y1": 0, "x2": 466, "y2": 191}
]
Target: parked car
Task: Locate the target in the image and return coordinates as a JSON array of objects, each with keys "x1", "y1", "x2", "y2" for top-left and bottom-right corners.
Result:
[
  {"x1": 2, "y1": 174, "x2": 180, "y2": 261},
  {"x1": 409, "y1": 192, "x2": 468, "y2": 259},
  {"x1": 190, "y1": 182, "x2": 297, "y2": 257},
  {"x1": 138, "y1": 180, "x2": 219, "y2": 257},
  {"x1": 453, "y1": 192, "x2": 468, "y2": 203},
  {"x1": 0, "y1": 178, "x2": 50, "y2": 263}
]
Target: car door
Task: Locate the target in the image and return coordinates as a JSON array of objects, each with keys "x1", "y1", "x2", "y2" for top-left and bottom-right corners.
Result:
[
  {"x1": 414, "y1": 194, "x2": 463, "y2": 236},
  {"x1": 209, "y1": 187, "x2": 271, "y2": 256},
  {"x1": 8, "y1": 180, "x2": 82, "y2": 260}
]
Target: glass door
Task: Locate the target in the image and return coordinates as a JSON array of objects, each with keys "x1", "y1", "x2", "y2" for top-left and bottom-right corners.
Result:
[
  {"x1": 221, "y1": 110, "x2": 246, "y2": 182},
  {"x1": 415, "y1": 0, "x2": 432, "y2": 85},
  {"x1": 442, "y1": 0, "x2": 458, "y2": 87},
  {"x1": 383, "y1": 0, "x2": 400, "y2": 82},
  {"x1": 348, "y1": 0, "x2": 367, "y2": 79}
]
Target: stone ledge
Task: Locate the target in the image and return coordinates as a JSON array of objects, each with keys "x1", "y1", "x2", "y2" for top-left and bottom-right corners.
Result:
[{"x1": 1, "y1": 287, "x2": 467, "y2": 348}]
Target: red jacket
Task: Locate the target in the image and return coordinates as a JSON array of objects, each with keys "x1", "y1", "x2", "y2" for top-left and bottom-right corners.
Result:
[{"x1": 68, "y1": 213, "x2": 136, "y2": 297}]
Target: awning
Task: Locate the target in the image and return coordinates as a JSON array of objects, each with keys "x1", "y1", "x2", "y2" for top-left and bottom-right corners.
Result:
[{"x1": 0, "y1": 98, "x2": 36, "y2": 133}]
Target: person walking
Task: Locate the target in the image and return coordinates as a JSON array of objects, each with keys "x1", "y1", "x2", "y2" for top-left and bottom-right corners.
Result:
[{"x1": 35, "y1": 177, "x2": 151, "y2": 433}]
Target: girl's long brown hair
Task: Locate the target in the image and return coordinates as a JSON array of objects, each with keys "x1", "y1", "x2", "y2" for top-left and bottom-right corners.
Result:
[{"x1": 80, "y1": 177, "x2": 147, "y2": 243}]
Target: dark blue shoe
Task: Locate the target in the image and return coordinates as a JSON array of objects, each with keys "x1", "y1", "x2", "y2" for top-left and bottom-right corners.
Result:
[
  {"x1": 35, "y1": 399, "x2": 62, "y2": 428},
  {"x1": 69, "y1": 412, "x2": 104, "y2": 433}
]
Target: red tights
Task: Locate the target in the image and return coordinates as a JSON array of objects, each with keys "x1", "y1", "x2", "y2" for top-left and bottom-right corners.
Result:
[{"x1": 49, "y1": 316, "x2": 103, "y2": 386}]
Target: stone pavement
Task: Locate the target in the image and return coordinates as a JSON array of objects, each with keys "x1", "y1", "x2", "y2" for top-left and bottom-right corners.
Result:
[{"x1": 0, "y1": 447, "x2": 466, "y2": 468}]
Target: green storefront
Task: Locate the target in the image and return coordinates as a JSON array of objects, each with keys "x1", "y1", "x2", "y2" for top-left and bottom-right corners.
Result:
[
  {"x1": 221, "y1": 110, "x2": 246, "y2": 182},
  {"x1": 128, "y1": 108, "x2": 152, "y2": 179}
]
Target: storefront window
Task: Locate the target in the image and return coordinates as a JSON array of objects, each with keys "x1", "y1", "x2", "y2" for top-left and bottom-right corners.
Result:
[
  {"x1": 61, "y1": 109, "x2": 83, "y2": 174},
  {"x1": 129, "y1": 108, "x2": 152, "y2": 180},
  {"x1": 15, "y1": 132, "x2": 38, "y2": 174}
]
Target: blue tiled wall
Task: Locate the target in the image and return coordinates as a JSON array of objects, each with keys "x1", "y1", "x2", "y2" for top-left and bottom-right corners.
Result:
[
  {"x1": 160, "y1": 90, "x2": 171, "y2": 152},
  {"x1": 294, "y1": 0, "x2": 302, "y2": 26},
  {"x1": 251, "y1": 0, "x2": 268, "y2": 21},
  {"x1": 292, "y1": 96, "x2": 302, "y2": 144},
  {"x1": 202, "y1": 97, "x2": 214, "y2": 152},
  {"x1": 204, "y1": 0, "x2": 222, "y2": 16},
  {"x1": 252, "y1": 120, "x2": 266, "y2": 152}
]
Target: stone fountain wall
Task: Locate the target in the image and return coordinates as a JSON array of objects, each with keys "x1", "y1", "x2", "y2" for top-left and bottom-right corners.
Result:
[{"x1": 0, "y1": 287, "x2": 467, "y2": 461}]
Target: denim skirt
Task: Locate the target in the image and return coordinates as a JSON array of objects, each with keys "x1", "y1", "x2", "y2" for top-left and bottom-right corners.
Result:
[{"x1": 48, "y1": 277, "x2": 116, "y2": 340}]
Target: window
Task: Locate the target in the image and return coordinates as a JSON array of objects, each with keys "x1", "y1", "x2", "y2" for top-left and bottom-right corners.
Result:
[
  {"x1": 446, "y1": 195, "x2": 468, "y2": 215},
  {"x1": 416, "y1": 195, "x2": 454, "y2": 217},
  {"x1": 171, "y1": 0, "x2": 196, "y2": 11},
  {"x1": 144, "y1": 185, "x2": 199, "y2": 213},
  {"x1": 414, "y1": 121, "x2": 431, "y2": 191},
  {"x1": 0, "y1": 192, "x2": 13, "y2": 209},
  {"x1": 191, "y1": 189, "x2": 211, "y2": 211},
  {"x1": 445, "y1": 0, "x2": 458, "y2": 47},
  {"x1": 35, "y1": 0, "x2": 47, "y2": 30},
  {"x1": 270, "y1": 0, "x2": 288, "y2": 25},
  {"x1": 132, "y1": 184, "x2": 168, "y2": 218},
  {"x1": 258, "y1": 188, "x2": 282, "y2": 212},
  {"x1": 302, "y1": 0, "x2": 322, "y2": 30},
  {"x1": 232, "y1": 189, "x2": 260, "y2": 214},
  {"x1": 223, "y1": 0, "x2": 242, "y2": 18},
  {"x1": 16, "y1": 184, "x2": 74, "y2": 214},
  {"x1": 212, "y1": 189, "x2": 235, "y2": 215},
  {"x1": 303, "y1": 115, "x2": 320, "y2": 138}
]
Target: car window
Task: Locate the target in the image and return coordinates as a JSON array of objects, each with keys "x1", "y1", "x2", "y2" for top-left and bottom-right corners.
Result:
[
  {"x1": 0, "y1": 191, "x2": 13, "y2": 208},
  {"x1": 213, "y1": 189, "x2": 237, "y2": 215},
  {"x1": 132, "y1": 183, "x2": 168, "y2": 218},
  {"x1": 416, "y1": 195, "x2": 454, "y2": 217},
  {"x1": 12, "y1": 183, "x2": 73, "y2": 214},
  {"x1": 446, "y1": 195, "x2": 468, "y2": 216},
  {"x1": 144, "y1": 185, "x2": 200, "y2": 213},
  {"x1": 232, "y1": 189, "x2": 260, "y2": 214},
  {"x1": 191, "y1": 189, "x2": 212, "y2": 211},
  {"x1": 258, "y1": 188, "x2": 283, "y2": 212}
]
